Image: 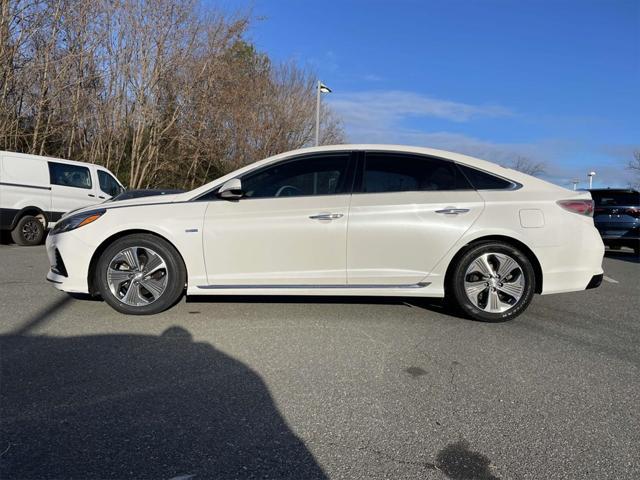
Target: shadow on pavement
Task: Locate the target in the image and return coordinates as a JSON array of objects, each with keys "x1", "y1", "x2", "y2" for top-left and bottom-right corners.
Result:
[
  {"x1": 0, "y1": 327, "x2": 326, "y2": 479},
  {"x1": 187, "y1": 295, "x2": 467, "y2": 319},
  {"x1": 9, "y1": 295, "x2": 72, "y2": 335},
  {"x1": 435, "y1": 440, "x2": 500, "y2": 480}
]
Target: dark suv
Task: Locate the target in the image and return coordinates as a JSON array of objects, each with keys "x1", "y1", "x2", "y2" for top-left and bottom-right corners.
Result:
[{"x1": 590, "y1": 188, "x2": 640, "y2": 255}]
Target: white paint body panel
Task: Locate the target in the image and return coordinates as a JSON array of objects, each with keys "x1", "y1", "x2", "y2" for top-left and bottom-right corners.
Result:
[
  {"x1": 44, "y1": 144, "x2": 604, "y2": 302},
  {"x1": 203, "y1": 195, "x2": 349, "y2": 285},
  {"x1": 347, "y1": 190, "x2": 484, "y2": 284}
]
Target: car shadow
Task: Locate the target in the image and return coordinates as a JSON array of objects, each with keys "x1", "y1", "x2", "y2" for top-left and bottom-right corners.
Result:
[
  {"x1": 0, "y1": 327, "x2": 327, "y2": 479},
  {"x1": 604, "y1": 249, "x2": 640, "y2": 264},
  {"x1": 0, "y1": 230, "x2": 48, "y2": 246},
  {"x1": 0, "y1": 230, "x2": 13, "y2": 245},
  {"x1": 186, "y1": 295, "x2": 468, "y2": 320}
]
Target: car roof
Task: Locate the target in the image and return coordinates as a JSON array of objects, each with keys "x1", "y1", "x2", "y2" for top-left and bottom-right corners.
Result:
[
  {"x1": 185, "y1": 144, "x2": 569, "y2": 199},
  {"x1": 0, "y1": 149, "x2": 108, "y2": 170}
]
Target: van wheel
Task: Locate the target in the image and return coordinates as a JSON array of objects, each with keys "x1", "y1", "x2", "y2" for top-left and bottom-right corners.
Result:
[
  {"x1": 95, "y1": 234, "x2": 186, "y2": 315},
  {"x1": 11, "y1": 215, "x2": 45, "y2": 246},
  {"x1": 448, "y1": 241, "x2": 536, "y2": 322}
]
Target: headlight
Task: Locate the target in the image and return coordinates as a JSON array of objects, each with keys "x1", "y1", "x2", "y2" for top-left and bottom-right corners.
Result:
[{"x1": 51, "y1": 209, "x2": 106, "y2": 235}]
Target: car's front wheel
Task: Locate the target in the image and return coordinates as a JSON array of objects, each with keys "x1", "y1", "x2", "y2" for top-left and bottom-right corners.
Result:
[
  {"x1": 448, "y1": 241, "x2": 536, "y2": 322},
  {"x1": 95, "y1": 234, "x2": 186, "y2": 315}
]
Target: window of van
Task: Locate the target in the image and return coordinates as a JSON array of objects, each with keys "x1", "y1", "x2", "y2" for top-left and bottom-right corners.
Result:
[
  {"x1": 48, "y1": 162, "x2": 92, "y2": 189},
  {"x1": 98, "y1": 170, "x2": 123, "y2": 197}
]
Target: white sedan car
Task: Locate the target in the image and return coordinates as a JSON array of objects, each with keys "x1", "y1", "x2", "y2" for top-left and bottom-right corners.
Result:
[{"x1": 46, "y1": 145, "x2": 604, "y2": 321}]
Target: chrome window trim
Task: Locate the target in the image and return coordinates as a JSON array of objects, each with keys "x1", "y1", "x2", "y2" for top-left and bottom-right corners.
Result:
[{"x1": 196, "y1": 282, "x2": 430, "y2": 290}]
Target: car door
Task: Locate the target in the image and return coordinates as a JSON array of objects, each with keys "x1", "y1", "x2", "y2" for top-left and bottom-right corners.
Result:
[
  {"x1": 346, "y1": 151, "x2": 485, "y2": 285},
  {"x1": 202, "y1": 152, "x2": 354, "y2": 286},
  {"x1": 48, "y1": 161, "x2": 99, "y2": 215},
  {"x1": 96, "y1": 168, "x2": 125, "y2": 200}
]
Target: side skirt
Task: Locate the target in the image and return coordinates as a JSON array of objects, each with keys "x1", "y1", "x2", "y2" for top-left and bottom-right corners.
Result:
[{"x1": 187, "y1": 282, "x2": 444, "y2": 298}]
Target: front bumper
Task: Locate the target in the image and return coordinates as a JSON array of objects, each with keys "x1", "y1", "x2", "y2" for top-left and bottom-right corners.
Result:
[{"x1": 45, "y1": 232, "x2": 94, "y2": 293}]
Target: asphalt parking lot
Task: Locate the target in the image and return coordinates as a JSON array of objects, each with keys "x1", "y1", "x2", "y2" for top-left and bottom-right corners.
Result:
[{"x1": 1, "y1": 244, "x2": 639, "y2": 480}]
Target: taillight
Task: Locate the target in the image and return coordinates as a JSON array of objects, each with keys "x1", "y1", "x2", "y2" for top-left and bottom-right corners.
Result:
[
  {"x1": 557, "y1": 199, "x2": 594, "y2": 217},
  {"x1": 625, "y1": 207, "x2": 640, "y2": 218}
]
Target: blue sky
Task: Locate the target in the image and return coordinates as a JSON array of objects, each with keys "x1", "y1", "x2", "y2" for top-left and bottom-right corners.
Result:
[{"x1": 216, "y1": 0, "x2": 639, "y2": 188}]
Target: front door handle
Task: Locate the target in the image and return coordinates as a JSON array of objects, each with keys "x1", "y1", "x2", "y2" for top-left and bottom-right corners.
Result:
[
  {"x1": 309, "y1": 213, "x2": 344, "y2": 220},
  {"x1": 435, "y1": 208, "x2": 470, "y2": 215},
  {"x1": 88, "y1": 194, "x2": 95, "y2": 197}
]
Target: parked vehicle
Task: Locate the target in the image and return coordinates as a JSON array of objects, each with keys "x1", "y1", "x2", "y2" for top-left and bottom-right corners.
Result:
[
  {"x1": 0, "y1": 151, "x2": 124, "y2": 245},
  {"x1": 590, "y1": 188, "x2": 640, "y2": 255},
  {"x1": 45, "y1": 145, "x2": 604, "y2": 321}
]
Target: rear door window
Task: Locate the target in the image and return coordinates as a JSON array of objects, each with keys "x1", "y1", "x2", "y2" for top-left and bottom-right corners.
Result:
[
  {"x1": 48, "y1": 162, "x2": 92, "y2": 189},
  {"x1": 362, "y1": 153, "x2": 472, "y2": 193}
]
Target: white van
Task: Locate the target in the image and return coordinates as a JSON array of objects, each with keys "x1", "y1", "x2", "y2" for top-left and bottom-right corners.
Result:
[{"x1": 0, "y1": 151, "x2": 124, "y2": 245}]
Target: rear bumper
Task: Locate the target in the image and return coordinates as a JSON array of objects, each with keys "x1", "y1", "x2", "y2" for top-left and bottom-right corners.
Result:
[
  {"x1": 586, "y1": 273, "x2": 603, "y2": 290},
  {"x1": 595, "y1": 223, "x2": 640, "y2": 240},
  {"x1": 538, "y1": 223, "x2": 605, "y2": 295}
]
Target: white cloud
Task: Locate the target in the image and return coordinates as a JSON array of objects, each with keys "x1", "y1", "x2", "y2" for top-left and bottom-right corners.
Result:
[
  {"x1": 329, "y1": 90, "x2": 513, "y2": 125},
  {"x1": 325, "y1": 90, "x2": 632, "y2": 187}
]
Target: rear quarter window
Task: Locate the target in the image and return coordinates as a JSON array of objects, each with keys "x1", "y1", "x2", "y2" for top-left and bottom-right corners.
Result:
[{"x1": 456, "y1": 164, "x2": 517, "y2": 190}]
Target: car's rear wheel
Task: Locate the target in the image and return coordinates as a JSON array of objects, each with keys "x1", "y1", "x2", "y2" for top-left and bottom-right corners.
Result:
[
  {"x1": 11, "y1": 215, "x2": 45, "y2": 246},
  {"x1": 95, "y1": 234, "x2": 186, "y2": 315},
  {"x1": 448, "y1": 241, "x2": 536, "y2": 322}
]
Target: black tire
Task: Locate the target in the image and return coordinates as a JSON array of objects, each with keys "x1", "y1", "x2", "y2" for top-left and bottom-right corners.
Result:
[
  {"x1": 11, "y1": 215, "x2": 45, "y2": 246},
  {"x1": 447, "y1": 241, "x2": 536, "y2": 322},
  {"x1": 95, "y1": 234, "x2": 186, "y2": 315}
]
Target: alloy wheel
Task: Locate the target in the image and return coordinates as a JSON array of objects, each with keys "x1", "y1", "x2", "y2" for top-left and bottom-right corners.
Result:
[
  {"x1": 107, "y1": 246, "x2": 168, "y2": 306},
  {"x1": 22, "y1": 219, "x2": 41, "y2": 242},
  {"x1": 463, "y1": 252, "x2": 525, "y2": 313}
]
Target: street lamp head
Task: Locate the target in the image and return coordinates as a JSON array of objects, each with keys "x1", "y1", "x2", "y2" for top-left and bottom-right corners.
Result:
[
  {"x1": 588, "y1": 171, "x2": 596, "y2": 177},
  {"x1": 319, "y1": 82, "x2": 332, "y2": 94}
]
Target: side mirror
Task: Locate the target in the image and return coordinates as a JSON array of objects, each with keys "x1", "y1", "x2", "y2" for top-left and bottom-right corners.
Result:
[{"x1": 217, "y1": 178, "x2": 243, "y2": 200}]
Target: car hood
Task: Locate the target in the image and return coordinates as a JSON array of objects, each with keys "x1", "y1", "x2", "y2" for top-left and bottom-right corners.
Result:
[{"x1": 60, "y1": 192, "x2": 190, "y2": 220}]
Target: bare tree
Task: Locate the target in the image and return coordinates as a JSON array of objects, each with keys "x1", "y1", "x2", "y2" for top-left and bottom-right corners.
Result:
[
  {"x1": 506, "y1": 156, "x2": 546, "y2": 177},
  {"x1": 0, "y1": 0, "x2": 344, "y2": 189},
  {"x1": 628, "y1": 150, "x2": 640, "y2": 189}
]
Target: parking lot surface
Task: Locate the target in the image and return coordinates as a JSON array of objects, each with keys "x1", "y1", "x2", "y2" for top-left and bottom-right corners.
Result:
[{"x1": 1, "y1": 244, "x2": 639, "y2": 479}]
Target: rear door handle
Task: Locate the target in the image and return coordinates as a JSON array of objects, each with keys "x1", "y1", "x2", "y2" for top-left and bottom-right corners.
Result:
[
  {"x1": 435, "y1": 208, "x2": 470, "y2": 215},
  {"x1": 309, "y1": 213, "x2": 344, "y2": 220},
  {"x1": 88, "y1": 194, "x2": 95, "y2": 197}
]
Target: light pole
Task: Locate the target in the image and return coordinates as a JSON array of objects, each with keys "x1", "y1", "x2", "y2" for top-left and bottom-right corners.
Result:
[
  {"x1": 315, "y1": 81, "x2": 332, "y2": 146},
  {"x1": 571, "y1": 178, "x2": 579, "y2": 190},
  {"x1": 588, "y1": 171, "x2": 596, "y2": 189}
]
